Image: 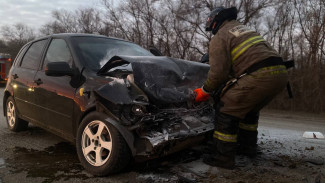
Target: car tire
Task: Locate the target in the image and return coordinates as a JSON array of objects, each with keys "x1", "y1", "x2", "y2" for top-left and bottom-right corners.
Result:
[
  {"x1": 76, "y1": 111, "x2": 131, "y2": 176},
  {"x1": 6, "y1": 96, "x2": 29, "y2": 132}
]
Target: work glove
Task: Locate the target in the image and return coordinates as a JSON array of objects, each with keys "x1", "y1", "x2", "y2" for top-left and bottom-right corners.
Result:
[{"x1": 193, "y1": 87, "x2": 210, "y2": 102}]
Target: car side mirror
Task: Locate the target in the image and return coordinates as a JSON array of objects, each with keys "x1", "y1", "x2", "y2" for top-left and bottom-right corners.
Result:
[
  {"x1": 45, "y1": 62, "x2": 73, "y2": 77},
  {"x1": 200, "y1": 53, "x2": 209, "y2": 64},
  {"x1": 149, "y1": 46, "x2": 163, "y2": 56}
]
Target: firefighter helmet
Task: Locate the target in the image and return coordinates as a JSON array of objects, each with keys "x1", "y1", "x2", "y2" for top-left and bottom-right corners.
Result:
[{"x1": 205, "y1": 7, "x2": 238, "y2": 34}]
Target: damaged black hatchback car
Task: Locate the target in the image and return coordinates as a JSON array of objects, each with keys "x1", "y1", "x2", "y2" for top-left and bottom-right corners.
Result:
[{"x1": 3, "y1": 33, "x2": 214, "y2": 176}]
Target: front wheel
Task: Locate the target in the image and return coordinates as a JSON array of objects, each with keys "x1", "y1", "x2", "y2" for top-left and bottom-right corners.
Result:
[
  {"x1": 6, "y1": 96, "x2": 28, "y2": 132},
  {"x1": 76, "y1": 112, "x2": 131, "y2": 176}
]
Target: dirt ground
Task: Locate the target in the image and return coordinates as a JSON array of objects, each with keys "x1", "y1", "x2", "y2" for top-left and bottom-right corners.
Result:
[{"x1": 0, "y1": 87, "x2": 324, "y2": 183}]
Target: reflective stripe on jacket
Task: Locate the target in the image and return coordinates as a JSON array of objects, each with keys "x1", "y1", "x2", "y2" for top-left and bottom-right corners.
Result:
[{"x1": 203, "y1": 20, "x2": 280, "y2": 92}]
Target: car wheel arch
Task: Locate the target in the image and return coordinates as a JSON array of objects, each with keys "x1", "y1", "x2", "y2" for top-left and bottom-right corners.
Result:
[
  {"x1": 78, "y1": 104, "x2": 137, "y2": 156},
  {"x1": 3, "y1": 91, "x2": 12, "y2": 116},
  {"x1": 5, "y1": 96, "x2": 29, "y2": 131}
]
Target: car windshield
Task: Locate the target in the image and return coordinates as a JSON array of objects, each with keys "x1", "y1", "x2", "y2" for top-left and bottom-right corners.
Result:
[{"x1": 71, "y1": 36, "x2": 153, "y2": 71}]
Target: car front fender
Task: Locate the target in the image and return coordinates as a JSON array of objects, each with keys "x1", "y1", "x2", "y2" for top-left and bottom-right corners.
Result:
[
  {"x1": 104, "y1": 116, "x2": 136, "y2": 156},
  {"x1": 95, "y1": 101, "x2": 136, "y2": 156}
]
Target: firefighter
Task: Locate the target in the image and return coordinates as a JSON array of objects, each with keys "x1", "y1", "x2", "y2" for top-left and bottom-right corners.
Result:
[{"x1": 193, "y1": 7, "x2": 289, "y2": 169}]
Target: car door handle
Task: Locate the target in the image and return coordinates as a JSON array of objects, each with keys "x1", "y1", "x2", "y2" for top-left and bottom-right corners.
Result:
[
  {"x1": 12, "y1": 74, "x2": 18, "y2": 79},
  {"x1": 34, "y1": 78, "x2": 43, "y2": 85}
]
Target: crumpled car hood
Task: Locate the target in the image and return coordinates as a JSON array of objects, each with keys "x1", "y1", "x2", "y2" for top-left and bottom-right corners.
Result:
[{"x1": 98, "y1": 56, "x2": 210, "y2": 104}]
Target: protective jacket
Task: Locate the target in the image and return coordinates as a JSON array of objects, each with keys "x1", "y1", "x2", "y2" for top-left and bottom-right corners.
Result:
[{"x1": 203, "y1": 20, "x2": 280, "y2": 92}]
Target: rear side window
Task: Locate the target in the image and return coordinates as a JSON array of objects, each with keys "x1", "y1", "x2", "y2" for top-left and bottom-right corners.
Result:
[
  {"x1": 13, "y1": 45, "x2": 29, "y2": 66},
  {"x1": 43, "y1": 39, "x2": 73, "y2": 68},
  {"x1": 21, "y1": 39, "x2": 47, "y2": 70}
]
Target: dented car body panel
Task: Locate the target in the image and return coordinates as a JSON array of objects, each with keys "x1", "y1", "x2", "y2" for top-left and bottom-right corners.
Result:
[
  {"x1": 4, "y1": 33, "x2": 215, "y2": 158},
  {"x1": 99, "y1": 55, "x2": 210, "y2": 104},
  {"x1": 95, "y1": 75, "x2": 149, "y2": 105}
]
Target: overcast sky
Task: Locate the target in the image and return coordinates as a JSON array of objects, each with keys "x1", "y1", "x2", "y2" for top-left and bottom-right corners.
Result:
[{"x1": 0, "y1": 0, "x2": 102, "y2": 30}]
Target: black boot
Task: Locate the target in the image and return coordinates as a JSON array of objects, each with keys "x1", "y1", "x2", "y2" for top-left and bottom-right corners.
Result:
[
  {"x1": 203, "y1": 141, "x2": 236, "y2": 169},
  {"x1": 237, "y1": 112, "x2": 260, "y2": 158},
  {"x1": 237, "y1": 143, "x2": 259, "y2": 158},
  {"x1": 237, "y1": 129, "x2": 259, "y2": 157},
  {"x1": 202, "y1": 113, "x2": 239, "y2": 170},
  {"x1": 202, "y1": 140, "x2": 217, "y2": 155}
]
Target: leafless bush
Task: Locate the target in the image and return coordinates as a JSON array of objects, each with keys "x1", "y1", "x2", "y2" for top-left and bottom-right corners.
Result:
[{"x1": 0, "y1": 23, "x2": 36, "y2": 60}]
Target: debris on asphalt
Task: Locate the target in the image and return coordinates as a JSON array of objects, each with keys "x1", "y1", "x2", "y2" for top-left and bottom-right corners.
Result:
[
  {"x1": 303, "y1": 132, "x2": 325, "y2": 139},
  {"x1": 178, "y1": 161, "x2": 210, "y2": 178},
  {"x1": 177, "y1": 175, "x2": 196, "y2": 183},
  {"x1": 305, "y1": 146, "x2": 315, "y2": 150},
  {"x1": 306, "y1": 173, "x2": 325, "y2": 183},
  {"x1": 0, "y1": 158, "x2": 5, "y2": 169},
  {"x1": 306, "y1": 159, "x2": 324, "y2": 166},
  {"x1": 270, "y1": 155, "x2": 299, "y2": 169},
  {"x1": 137, "y1": 173, "x2": 173, "y2": 182}
]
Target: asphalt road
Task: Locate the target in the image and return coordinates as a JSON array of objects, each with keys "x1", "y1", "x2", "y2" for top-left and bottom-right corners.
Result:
[{"x1": 0, "y1": 87, "x2": 324, "y2": 183}]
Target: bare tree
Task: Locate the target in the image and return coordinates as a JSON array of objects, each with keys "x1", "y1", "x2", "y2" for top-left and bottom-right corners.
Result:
[
  {"x1": 77, "y1": 8, "x2": 103, "y2": 33},
  {"x1": 1, "y1": 23, "x2": 36, "y2": 60},
  {"x1": 0, "y1": 39, "x2": 8, "y2": 53},
  {"x1": 40, "y1": 8, "x2": 104, "y2": 35},
  {"x1": 1, "y1": 23, "x2": 35, "y2": 43}
]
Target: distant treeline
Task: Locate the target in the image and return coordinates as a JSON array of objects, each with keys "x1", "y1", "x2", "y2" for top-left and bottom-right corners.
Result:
[{"x1": 0, "y1": 0, "x2": 324, "y2": 113}]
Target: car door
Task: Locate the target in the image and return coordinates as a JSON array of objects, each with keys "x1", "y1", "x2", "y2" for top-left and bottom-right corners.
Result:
[
  {"x1": 11, "y1": 39, "x2": 48, "y2": 121},
  {"x1": 33, "y1": 38, "x2": 75, "y2": 136}
]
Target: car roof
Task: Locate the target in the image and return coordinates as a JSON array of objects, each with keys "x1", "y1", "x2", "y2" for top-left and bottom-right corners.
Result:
[{"x1": 30, "y1": 33, "x2": 129, "y2": 44}]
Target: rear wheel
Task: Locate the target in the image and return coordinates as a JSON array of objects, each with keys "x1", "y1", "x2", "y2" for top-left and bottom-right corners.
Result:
[
  {"x1": 6, "y1": 96, "x2": 28, "y2": 132},
  {"x1": 76, "y1": 112, "x2": 131, "y2": 176}
]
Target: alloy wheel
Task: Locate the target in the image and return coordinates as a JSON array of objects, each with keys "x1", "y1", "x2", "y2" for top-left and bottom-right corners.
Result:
[
  {"x1": 81, "y1": 120, "x2": 113, "y2": 167},
  {"x1": 7, "y1": 101, "x2": 16, "y2": 128}
]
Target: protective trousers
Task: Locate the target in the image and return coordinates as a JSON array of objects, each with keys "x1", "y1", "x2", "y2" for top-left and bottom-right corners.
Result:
[
  {"x1": 220, "y1": 65, "x2": 288, "y2": 118},
  {"x1": 211, "y1": 64, "x2": 288, "y2": 162}
]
